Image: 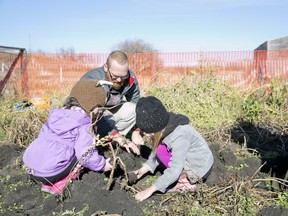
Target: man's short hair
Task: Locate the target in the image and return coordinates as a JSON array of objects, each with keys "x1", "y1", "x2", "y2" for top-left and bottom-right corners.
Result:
[{"x1": 106, "y1": 51, "x2": 128, "y2": 67}]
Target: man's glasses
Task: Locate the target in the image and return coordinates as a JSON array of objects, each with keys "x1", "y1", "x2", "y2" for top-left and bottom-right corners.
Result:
[{"x1": 108, "y1": 69, "x2": 129, "y2": 81}]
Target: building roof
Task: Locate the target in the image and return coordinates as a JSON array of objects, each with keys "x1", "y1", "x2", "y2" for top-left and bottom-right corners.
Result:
[{"x1": 255, "y1": 36, "x2": 288, "y2": 50}]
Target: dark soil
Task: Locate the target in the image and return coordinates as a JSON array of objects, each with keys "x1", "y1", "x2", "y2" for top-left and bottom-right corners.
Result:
[{"x1": 0, "y1": 122, "x2": 287, "y2": 215}]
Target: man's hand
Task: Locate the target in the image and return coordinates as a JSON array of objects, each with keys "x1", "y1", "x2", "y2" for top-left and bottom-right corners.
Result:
[
  {"x1": 134, "y1": 185, "x2": 157, "y2": 201},
  {"x1": 112, "y1": 135, "x2": 126, "y2": 146},
  {"x1": 103, "y1": 158, "x2": 112, "y2": 172},
  {"x1": 125, "y1": 140, "x2": 140, "y2": 155},
  {"x1": 112, "y1": 135, "x2": 140, "y2": 155}
]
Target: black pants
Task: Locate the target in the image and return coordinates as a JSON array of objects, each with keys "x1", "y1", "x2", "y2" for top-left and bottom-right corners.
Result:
[{"x1": 30, "y1": 157, "x2": 78, "y2": 185}]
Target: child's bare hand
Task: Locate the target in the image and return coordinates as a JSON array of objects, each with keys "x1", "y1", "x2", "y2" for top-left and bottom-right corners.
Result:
[
  {"x1": 103, "y1": 158, "x2": 112, "y2": 172},
  {"x1": 134, "y1": 166, "x2": 149, "y2": 179},
  {"x1": 134, "y1": 185, "x2": 157, "y2": 202}
]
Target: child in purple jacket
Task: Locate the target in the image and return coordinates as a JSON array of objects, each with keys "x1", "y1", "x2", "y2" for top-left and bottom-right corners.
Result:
[{"x1": 23, "y1": 80, "x2": 112, "y2": 195}]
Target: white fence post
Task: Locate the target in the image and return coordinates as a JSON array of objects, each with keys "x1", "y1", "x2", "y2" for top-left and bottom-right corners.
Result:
[{"x1": 60, "y1": 66, "x2": 62, "y2": 83}]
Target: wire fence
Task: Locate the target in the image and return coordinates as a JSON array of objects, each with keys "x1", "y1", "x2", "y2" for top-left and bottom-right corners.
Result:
[{"x1": 1, "y1": 50, "x2": 288, "y2": 98}]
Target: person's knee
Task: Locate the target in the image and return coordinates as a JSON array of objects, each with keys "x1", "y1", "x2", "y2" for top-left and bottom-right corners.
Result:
[
  {"x1": 113, "y1": 102, "x2": 137, "y2": 134},
  {"x1": 116, "y1": 102, "x2": 136, "y2": 119}
]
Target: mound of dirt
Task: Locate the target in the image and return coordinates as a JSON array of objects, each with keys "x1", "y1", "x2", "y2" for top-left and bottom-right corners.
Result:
[
  {"x1": 257, "y1": 206, "x2": 288, "y2": 216},
  {"x1": 0, "y1": 144, "x2": 148, "y2": 216},
  {"x1": 0, "y1": 124, "x2": 287, "y2": 216}
]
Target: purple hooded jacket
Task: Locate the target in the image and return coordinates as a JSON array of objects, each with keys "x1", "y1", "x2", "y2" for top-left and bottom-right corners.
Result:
[{"x1": 23, "y1": 108, "x2": 105, "y2": 177}]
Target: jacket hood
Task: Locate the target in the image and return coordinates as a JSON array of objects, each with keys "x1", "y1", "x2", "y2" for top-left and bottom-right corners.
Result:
[
  {"x1": 47, "y1": 108, "x2": 90, "y2": 135},
  {"x1": 161, "y1": 112, "x2": 190, "y2": 139}
]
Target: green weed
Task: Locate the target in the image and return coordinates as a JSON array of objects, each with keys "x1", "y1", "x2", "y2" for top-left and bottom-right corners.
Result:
[
  {"x1": 52, "y1": 204, "x2": 89, "y2": 216},
  {"x1": 149, "y1": 75, "x2": 243, "y2": 132},
  {"x1": 276, "y1": 192, "x2": 288, "y2": 208}
]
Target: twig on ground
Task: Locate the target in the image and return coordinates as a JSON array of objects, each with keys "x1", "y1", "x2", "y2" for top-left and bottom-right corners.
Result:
[
  {"x1": 106, "y1": 141, "x2": 118, "y2": 190},
  {"x1": 252, "y1": 177, "x2": 288, "y2": 187},
  {"x1": 249, "y1": 161, "x2": 267, "y2": 180},
  {"x1": 160, "y1": 193, "x2": 177, "y2": 206},
  {"x1": 116, "y1": 156, "x2": 128, "y2": 182}
]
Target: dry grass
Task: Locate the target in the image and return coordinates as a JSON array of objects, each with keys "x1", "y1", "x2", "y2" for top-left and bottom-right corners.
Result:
[
  {"x1": 2, "y1": 109, "x2": 47, "y2": 147},
  {"x1": 0, "y1": 91, "x2": 66, "y2": 146}
]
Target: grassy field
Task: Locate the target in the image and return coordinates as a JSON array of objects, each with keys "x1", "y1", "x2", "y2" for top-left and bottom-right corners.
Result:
[{"x1": 0, "y1": 75, "x2": 287, "y2": 215}]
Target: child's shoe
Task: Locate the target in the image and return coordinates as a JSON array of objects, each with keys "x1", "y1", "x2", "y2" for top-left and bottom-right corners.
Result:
[
  {"x1": 41, "y1": 184, "x2": 59, "y2": 195},
  {"x1": 41, "y1": 183, "x2": 63, "y2": 195},
  {"x1": 41, "y1": 175, "x2": 69, "y2": 195},
  {"x1": 41, "y1": 165, "x2": 82, "y2": 195},
  {"x1": 166, "y1": 172, "x2": 197, "y2": 193},
  {"x1": 166, "y1": 182, "x2": 197, "y2": 193}
]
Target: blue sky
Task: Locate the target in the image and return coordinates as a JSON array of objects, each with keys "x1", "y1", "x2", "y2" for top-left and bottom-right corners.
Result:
[{"x1": 0, "y1": 0, "x2": 287, "y2": 53}]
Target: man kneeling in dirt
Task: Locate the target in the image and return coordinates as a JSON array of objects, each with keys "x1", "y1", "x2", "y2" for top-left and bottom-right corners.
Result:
[
  {"x1": 79, "y1": 51, "x2": 144, "y2": 155},
  {"x1": 23, "y1": 80, "x2": 113, "y2": 195}
]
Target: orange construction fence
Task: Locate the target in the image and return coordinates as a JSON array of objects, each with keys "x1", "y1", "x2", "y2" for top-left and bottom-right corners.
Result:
[{"x1": 3, "y1": 50, "x2": 288, "y2": 97}]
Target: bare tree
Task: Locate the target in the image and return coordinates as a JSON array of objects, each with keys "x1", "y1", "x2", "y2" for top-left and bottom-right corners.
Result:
[
  {"x1": 34, "y1": 49, "x2": 47, "y2": 54},
  {"x1": 111, "y1": 38, "x2": 157, "y2": 53},
  {"x1": 56, "y1": 46, "x2": 76, "y2": 61},
  {"x1": 56, "y1": 46, "x2": 75, "y2": 54}
]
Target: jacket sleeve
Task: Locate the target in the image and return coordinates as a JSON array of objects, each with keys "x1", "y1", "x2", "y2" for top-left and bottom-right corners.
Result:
[
  {"x1": 74, "y1": 125, "x2": 105, "y2": 172},
  {"x1": 153, "y1": 135, "x2": 191, "y2": 193},
  {"x1": 143, "y1": 153, "x2": 160, "y2": 173}
]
